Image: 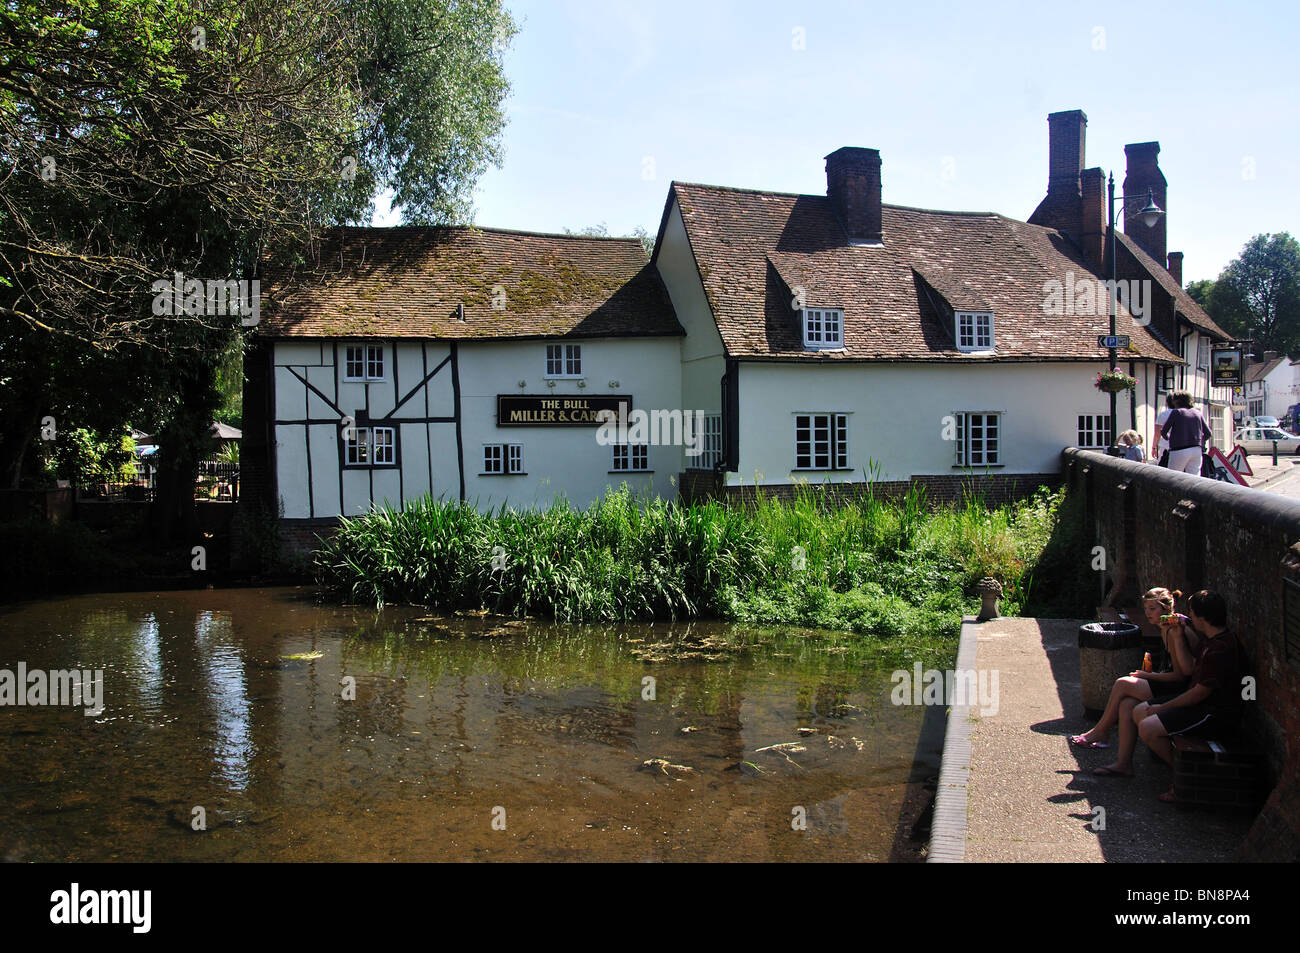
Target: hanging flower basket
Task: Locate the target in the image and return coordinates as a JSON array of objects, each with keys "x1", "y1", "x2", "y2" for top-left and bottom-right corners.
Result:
[{"x1": 1095, "y1": 368, "x2": 1137, "y2": 393}]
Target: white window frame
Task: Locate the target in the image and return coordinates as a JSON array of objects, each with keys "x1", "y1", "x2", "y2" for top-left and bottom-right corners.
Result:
[
  {"x1": 689, "y1": 414, "x2": 723, "y2": 470},
  {"x1": 1196, "y1": 337, "x2": 1209, "y2": 370},
  {"x1": 1076, "y1": 413, "x2": 1113, "y2": 450},
  {"x1": 794, "y1": 412, "x2": 850, "y2": 471},
  {"x1": 344, "y1": 426, "x2": 369, "y2": 466},
  {"x1": 1156, "y1": 365, "x2": 1175, "y2": 392},
  {"x1": 344, "y1": 344, "x2": 385, "y2": 382},
  {"x1": 610, "y1": 443, "x2": 649, "y2": 472},
  {"x1": 545, "y1": 343, "x2": 582, "y2": 378},
  {"x1": 482, "y1": 443, "x2": 524, "y2": 475},
  {"x1": 955, "y1": 312, "x2": 994, "y2": 352},
  {"x1": 344, "y1": 426, "x2": 397, "y2": 468},
  {"x1": 372, "y1": 426, "x2": 396, "y2": 466},
  {"x1": 954, "y1": 412, "x2": 1002, "y2": 467},
  {"x1": 801, "y1": 308, "x2": 844, "y2": 350}
]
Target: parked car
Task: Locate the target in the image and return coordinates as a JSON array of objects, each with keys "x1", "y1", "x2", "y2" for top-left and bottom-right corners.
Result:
[{"x1": 1233, "y1": 427, "x2": 1300, "y2": 455}]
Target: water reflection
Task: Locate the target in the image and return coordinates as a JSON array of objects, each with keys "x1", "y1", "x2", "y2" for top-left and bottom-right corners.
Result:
[
  {"x1": 193, "y1": 611, "x2": 253, "y2": 792},
  {"x1": 0, "y1": 588, "x2": 947, "y2": 862}
]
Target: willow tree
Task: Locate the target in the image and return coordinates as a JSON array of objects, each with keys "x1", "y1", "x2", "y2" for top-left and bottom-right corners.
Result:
[{"x1": 0, "y1": 0, "x2": 514, "y2": 537}]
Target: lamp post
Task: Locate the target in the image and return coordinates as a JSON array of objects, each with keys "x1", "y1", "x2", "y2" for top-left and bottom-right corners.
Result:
[{"x1": 1106, "y1": 176, "x2": 1164, "y2": 455}]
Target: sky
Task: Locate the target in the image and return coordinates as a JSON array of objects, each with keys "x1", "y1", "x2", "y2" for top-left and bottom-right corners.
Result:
[{"x1": 374, "y1": 0, "x2": 1299, "y2": 284}]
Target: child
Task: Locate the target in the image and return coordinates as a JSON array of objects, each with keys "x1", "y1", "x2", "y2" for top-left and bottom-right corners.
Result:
[{"x1": 1118, "y1": 429, "x2": 1147, "y2": 463}]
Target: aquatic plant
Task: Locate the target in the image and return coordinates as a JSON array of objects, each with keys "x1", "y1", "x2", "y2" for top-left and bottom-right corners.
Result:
[{"x1": 315, "y1": 482, "x2": 1071, "y2": 640}]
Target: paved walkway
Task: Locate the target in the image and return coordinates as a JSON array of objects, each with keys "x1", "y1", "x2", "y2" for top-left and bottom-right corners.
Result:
[{"x1": 933, "y1": 617, "x2": 1253, "y2": 862}]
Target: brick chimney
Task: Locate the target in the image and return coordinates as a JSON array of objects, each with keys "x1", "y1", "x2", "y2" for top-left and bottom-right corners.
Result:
[
  {"x1": 1123, "y1": 142, "x2": 1167, "y2": 265},
  {"x1": 825, "y1": 147, "x2": 882, "y2": 245},
  {"x1": 1167, "y1": 251, "x2": 1184, "y2": 287},
  {"x1": 1080, "y1": 167, "x2": 1106, "y2": 270},
  {"x1": 1028, "y1": 110, "x2": 1087, "y2": 237}
]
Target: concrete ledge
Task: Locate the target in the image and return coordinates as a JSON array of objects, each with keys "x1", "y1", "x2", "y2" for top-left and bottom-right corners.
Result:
[{"x1": 927, "y1": 615, "x2": 980, "y2": 863}]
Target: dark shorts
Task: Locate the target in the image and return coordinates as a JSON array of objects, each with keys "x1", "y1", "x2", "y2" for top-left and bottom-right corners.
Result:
[
  {"x1": 1150, "y1": 681, "x2": 1188, "y2": 705},
  {"x1": 1156, "y1": 704, "x2": 1228, "y2": 738}
]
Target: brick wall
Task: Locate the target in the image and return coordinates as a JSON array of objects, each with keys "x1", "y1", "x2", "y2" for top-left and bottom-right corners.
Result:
[
  {"x1": 680, "y1": 471, "x2": 1061, "y2": 508},
  {"x1": 279, "y1": 518, "x2": 341, "y2": 560},
  {"x1": 1063, "y1": 447, "x2": 1300, "y2": 861}
]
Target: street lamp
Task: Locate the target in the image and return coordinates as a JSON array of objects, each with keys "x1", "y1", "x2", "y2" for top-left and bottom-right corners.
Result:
[{"x1": 1106, "y1": 178, "x2": 1164, "y2": 455}]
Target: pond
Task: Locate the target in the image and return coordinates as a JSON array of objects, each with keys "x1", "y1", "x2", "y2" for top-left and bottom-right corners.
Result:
[{"x1": 0, "y1": 587, "x2": 946, "y2": 862}]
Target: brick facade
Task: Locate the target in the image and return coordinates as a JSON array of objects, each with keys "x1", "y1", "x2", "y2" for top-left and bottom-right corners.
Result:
[
  {"x1": 680, "y1": 470, "x2": 1061, "y2": 508},
  {"x1": 1064, "y1": 447, "x2": 1300, "y2": 861}
]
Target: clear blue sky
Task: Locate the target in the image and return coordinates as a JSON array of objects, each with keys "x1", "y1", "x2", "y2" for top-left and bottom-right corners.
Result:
[{"x1": 376, "y1": 0, "x2": 1299, "y2": 284}]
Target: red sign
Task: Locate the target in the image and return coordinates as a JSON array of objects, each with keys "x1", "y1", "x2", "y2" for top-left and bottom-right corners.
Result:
[{"x1": 1206, "y1": 447, "x2": 1248, "y2": 486}]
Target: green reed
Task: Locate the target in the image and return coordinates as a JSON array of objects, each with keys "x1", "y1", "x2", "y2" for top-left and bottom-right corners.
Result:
[{"x1": 315, "y1": 483, "x2": 1068, "y2": 641}]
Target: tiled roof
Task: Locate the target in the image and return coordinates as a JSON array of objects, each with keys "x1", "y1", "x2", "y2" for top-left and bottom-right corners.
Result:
[
  {"x1": 1114, "y1": 232, "x2": 1232, "y2": 340},
  {"x1": 259, "y1": 226, "x2": 682, "y2": 340},
  {"x1": 1244, "y1": 356, "x2": 1288, "y2": 384},
  {"x1": 668, "y1": 182, "x2": 1182, "y2": 363}
]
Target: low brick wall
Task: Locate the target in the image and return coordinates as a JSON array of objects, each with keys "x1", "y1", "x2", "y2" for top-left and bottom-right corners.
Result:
[
  {"x1": 1063, "y1": 447, "x2": 1300, "y2": 861},
  {"x1": 279, "y1": 518, "x2": 341, "y2": 561},
  {"x1": 679, "y1": 471, "x2": 1061, "y2": 507}
]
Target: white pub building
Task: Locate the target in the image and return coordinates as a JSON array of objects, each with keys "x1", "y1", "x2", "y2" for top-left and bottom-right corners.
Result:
[{"x1": 245, "y1": 109, "x2": 1232, "y2": 543}]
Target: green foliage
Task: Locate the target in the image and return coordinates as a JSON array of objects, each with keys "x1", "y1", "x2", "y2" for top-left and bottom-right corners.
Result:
[
  {"x1": 316, "y1": 484, "x2": 1072, "y2": 643},
  {"x1": 43, "y1": 427, "x2": 136, "y2": 484},
  {"x1": 1193, "y1": 233, "x2": 1300, "y2": 356}
]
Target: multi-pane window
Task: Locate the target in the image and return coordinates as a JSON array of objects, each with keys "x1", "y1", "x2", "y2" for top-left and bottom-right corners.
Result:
[
  {"x1": 483, "y1": 444, "x2": 523, "y2": 474},
  {"x1": 954, "y1": 412, "x2": 1001, "y2": 466},
  {"x1": 1197, "y1": 337, "x2": 1209, "y2": 370},
  {"x1": 611, "y1": 444, "x2": 649, "y2": 471},
  {"x1": 344, "y1": 425, "x2": 396, "y2": 467},
  {"x1": 1076, "y1": 414, "x2": 1113, "y2": 449},
  {"x1": 344, "y1": 427, "x2": 369, "y2": 465},
  {"x1": 956, "y1": 312, "x2": 994, "y2": 351},
  {"x1": 372, "y1": 427, "x2": 395, "y2": 465},
  {"x1": 1156, "y1": 365, "x2": 1175, "y2": 392},
  {"x1": 690, "y1": 414, "x2": 723, "y2": 470},
  {"x1": 545, "y1": 343, "x2": 581, "y2": 377},
  {"x1": 344, "y1": 344, "x2": 385, "y2": 381},
  {"x1": 794, "y1": 413, "x2": 849, "y2": 470},
  {"x1": 802, "y1": 309, "x2": 844, "y2": 349}
]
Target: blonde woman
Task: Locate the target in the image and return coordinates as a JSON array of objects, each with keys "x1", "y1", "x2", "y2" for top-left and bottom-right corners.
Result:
[
  {"x1": 1118, "y1": 430, "x2": 1146, "y2": 463},
  {"x1": 1069, "y1": 588, "x2": 1198, "y2": 762}
]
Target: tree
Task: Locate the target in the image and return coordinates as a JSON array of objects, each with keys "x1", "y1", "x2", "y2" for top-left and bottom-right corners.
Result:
[
  {"x1": 0, "y1": 0, "x2": 515, "y2": 538},
  {"x1": 1192, "y1": 234, "x2": 1300, "y2": 356}
]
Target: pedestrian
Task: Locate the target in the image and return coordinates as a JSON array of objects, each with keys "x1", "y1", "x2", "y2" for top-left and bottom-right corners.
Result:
[
  {"x1": 1160, "y1": 390, "x2": 1213, "y2": 475},
  {"x1": 1118, "y1": 430, "x2": 1147, "y2": 463},
  {"x1": 1154, "y1": 392, "x2": 1175, "y2": 467}
]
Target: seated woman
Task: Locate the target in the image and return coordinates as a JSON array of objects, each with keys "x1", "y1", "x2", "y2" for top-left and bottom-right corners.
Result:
[
  {"x1": 1070, "y1": 587, "x2": 1198, "y2": 751},
  {"x1": 1133, "y1": 590, "x2": 1249, "y2": 802},
  {"x1": 1091, "y1": 590, "x2": 1246, "y2": 796}
]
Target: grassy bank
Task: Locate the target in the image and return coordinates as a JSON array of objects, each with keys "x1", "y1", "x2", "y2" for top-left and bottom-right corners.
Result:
[{"x1": 316, "y1": 483, "x2": 1084, "y2": 644}]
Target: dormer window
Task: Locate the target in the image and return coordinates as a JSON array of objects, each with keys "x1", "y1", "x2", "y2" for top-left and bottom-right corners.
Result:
[
  {"x1": 802, "y1": 308, "x2": 843, "y2": 350},
  {"x1": 956, "y1": 312, "x2": 993, "y2": 352}
]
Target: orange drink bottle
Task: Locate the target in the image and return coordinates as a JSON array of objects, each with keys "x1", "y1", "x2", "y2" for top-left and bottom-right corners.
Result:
[{"x1": 1142, "y1": 652, "x2": 1153, "y2": 673}]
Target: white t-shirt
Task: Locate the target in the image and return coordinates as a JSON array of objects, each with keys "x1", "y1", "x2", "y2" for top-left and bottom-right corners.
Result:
[{"x1": 1156, "y1": 409, "x2": 1172, "y2": 455}]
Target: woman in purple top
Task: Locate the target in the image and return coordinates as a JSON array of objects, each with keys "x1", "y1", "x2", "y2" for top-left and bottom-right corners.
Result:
[{"x1": 1160, "y1": 390, "x2": 1213, "y2": 475}]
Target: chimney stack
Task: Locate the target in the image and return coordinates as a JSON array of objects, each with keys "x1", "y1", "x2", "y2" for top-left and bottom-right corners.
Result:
[
  {"x1": 1028, "y1": 110, "x2": 1087, "y2": 237},
  {"x1": 1080, "y1": 167, "x2": 1106, "y2": 270},
  {"x1": 1123, "y1": 142, "x2": 1167, "y2": 265},
  {"x1": 1167, "y1": 252, "x2": 1183, "y2": 287},
  {"x1": 825, "y1": 147, "x2": 882, "y2": 245},
  {"x1": 1265, "y1": 350, "x2": 1279, "y2": 362},
  {"x1": 1047, "y1": 110, "x2": 1087, "y2": 198}
]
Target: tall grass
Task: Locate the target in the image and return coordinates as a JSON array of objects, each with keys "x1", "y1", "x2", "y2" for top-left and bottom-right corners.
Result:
[{"x1": 315, "y1": 483, "x2": 1071, "y2": 642}]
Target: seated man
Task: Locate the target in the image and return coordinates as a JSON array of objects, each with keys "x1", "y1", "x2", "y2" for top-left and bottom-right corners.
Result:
[
  {"x1": 1071, "y1": 587, "x2": 1198, "y2": 749},
  {"x1": 1093, "y1": 590, "x2": 1247, "y2": 800}
]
